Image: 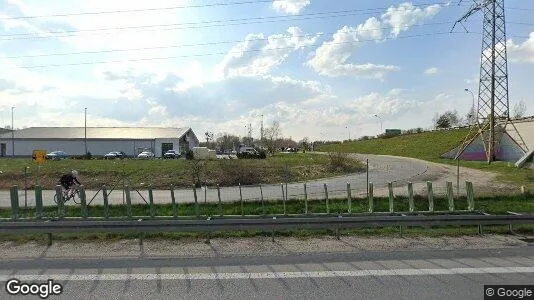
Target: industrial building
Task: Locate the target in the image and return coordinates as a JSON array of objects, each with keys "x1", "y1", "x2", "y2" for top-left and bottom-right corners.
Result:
[{"x1": 0, "y1": 127, "x2": 199, "y2": 158}]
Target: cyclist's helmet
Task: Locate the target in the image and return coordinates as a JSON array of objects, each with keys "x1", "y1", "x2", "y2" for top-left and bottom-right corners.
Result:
[{"x1": 71, "y1": 170, "x2": 78, "y2": 177}]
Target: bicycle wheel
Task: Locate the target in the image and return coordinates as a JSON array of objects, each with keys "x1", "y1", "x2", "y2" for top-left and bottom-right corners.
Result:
[{"x1": 72, "y1": 191, "x2": 81, "y2": 204}]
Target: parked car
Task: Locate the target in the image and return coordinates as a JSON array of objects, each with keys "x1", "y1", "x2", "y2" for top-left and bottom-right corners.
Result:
[
  {"x1": 137, "y1": 151, "x2": 154, "y2": 159},
  {"x1": 163, "y1": 149, "x2": 180, "y2": 159},
  {"x1": 46, "y1": 151, "x2": 70, "y2": 160},
  {"x1": 104, "y1": 151, "x2": 126, "y2": 159}
]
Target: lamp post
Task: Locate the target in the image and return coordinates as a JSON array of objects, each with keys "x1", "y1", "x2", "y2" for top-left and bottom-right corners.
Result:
[
  {"x1": 84, "y1": 107, "x2": 87, "y2": 155},
  {"x1": 345, "y1": 125, "x2": 350, "y2": 141},
  {"x1": 11, "y1": 106, "x2": 14, "y2": 157},
  {"x1": 373, "y1": 114, "x2": 383, "y2": 134},
  {"x1": 464, "y1": 88, "x2": 476, "y2": 125}
]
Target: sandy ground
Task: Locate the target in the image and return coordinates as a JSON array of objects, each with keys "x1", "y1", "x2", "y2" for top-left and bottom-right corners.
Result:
[
  {"x1": 351, "y1": 154, "x2": 525, "y2": 198},
  {"x1": 0, "y1": 234, "x2": 529, "y2": 260}
]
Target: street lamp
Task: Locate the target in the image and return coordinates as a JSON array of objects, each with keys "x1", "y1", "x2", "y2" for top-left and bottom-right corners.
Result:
[
  {"x1": 84, "y1": 107, "x2": 87, "y2": 155},
  {"x1": 464, "y1": 88, "x2": 476, "y2": 124},
  {"x1": 11, "y1": 106, "x2": 14, "y2": 157},
  {"x1": 345, "y1": 125, "x2": 350, "y2": 141},
  {"x1": 373, "y1": 114, "x2": 383, "y2": 133}
]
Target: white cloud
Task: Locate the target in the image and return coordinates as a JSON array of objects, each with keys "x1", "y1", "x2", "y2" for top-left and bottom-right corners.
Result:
[
  {"x1": 508, "y1": 32, "x2": 534, "y2": 63},
  {"x1": 306, "y1": 26, "x2": 399, "y2": 78},
  {"x1": 218, "y1": 26, "x2": 318, "y2": 77},
  {"x1": 356, "y1": 17, "x2": 383, "y2": 40},
  {"x1": 381, "y1": 2, "x2": 441, "y2": 37},
  {"x1": 272, "y1": 0, "x2": 311, "y2": 15},
  {"x1": 306, "y1": 2, "x2": 443, "y2": 78},
  {"x1": 424, "y1": 67, "x2": 438, "y2": 75}
]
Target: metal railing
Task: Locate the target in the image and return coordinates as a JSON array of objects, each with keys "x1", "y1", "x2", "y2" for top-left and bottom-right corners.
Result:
[{"x1": 4, "y1": 180, "x2": 477, "y2": 221}]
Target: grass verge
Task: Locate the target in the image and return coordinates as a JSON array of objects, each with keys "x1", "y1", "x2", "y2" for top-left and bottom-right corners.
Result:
[
  {"x1": 0, "y1": 153, "x2": 364, "y2": 189},
  {"x1": 316, "y1": 128, "x2": 534, "y2": 190},
  {"x1": 0, "y1": 195, "x2": 532, "y2": 242}
]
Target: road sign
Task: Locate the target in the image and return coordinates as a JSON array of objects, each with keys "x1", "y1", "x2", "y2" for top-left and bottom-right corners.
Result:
[{"x1": 32, "y1": 150, "x2": 46, "y2": 164}]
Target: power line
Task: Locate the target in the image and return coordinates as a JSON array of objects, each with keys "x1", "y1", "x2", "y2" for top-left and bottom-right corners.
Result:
[
  {"x1": 0, "y1": 3, "x2": 457, "y2": 41},
  {"x1": 0, "y1": 8, "x2": 401, "y2": 39},
  {"x1": 10, "y1": 18, "x2": 533, "y2": 60},
  {"x1": 1, "y1": 0, "x2": 274, "y2": 20},
  {"x1": 13, "y1": 31, "x2": 475, "y2": 69},
  {"x1": 2, "y1": 21, "x2": 459, "y2": 59}
]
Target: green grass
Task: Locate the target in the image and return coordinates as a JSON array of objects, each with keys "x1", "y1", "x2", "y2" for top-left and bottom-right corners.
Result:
[
  {"x1": 0, "y1": 153, "x2": 364, "y2": 189},
  {"x1": 2, "y1": 195, "x2": 532, "y2": 219},
  {"x1": 1, "y1": 195, "x2": 533, "y2": 243},
  {"x1": 317, "y1": 129, "x2": 470, "y2": 161},
  {"x1": 316, "y1": 128, "x2": 534, "y2": 190}
]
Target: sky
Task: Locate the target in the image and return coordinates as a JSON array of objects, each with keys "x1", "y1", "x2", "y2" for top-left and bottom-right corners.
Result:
[{"x1": 0, "y1": 0, "x2": 533, "y2": 141}]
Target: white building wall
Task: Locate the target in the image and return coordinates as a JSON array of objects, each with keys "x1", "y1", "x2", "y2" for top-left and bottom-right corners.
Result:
[
  {"x1": 0, "y1": 139, "x2": 154, "y2": 157},
  {"x1": 154, "y1": 138, "x2": 180, "y2": 158}
]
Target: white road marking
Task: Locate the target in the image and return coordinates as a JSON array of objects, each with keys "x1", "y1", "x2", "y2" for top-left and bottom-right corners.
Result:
[{"x1": 0, "y1": 267, "x2": 533, "y2": 281}]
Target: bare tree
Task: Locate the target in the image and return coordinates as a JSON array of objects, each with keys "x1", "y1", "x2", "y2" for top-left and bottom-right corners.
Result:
[
  {"x1": 216, "y1": 133, "x2": 240, "y2": 152},
  {"x1": 433, "y1": 110, "x2": 461, "y2": 129},
  {"x1": 513, "y1": 100, "x2": 527, "y2": 119},
  {"x1": 263, "y1": 121, "x2": 282, "y2": 154}
]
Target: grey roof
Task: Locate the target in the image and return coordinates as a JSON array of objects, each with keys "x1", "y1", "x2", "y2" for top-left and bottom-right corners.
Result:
[{"x1": 0, "y1": 127, "x2": 191, "y2": 140}]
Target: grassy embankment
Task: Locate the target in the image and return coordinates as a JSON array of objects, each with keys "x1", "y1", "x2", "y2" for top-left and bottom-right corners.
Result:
[
  {"x1": 316, "y1": 128, "x2": 534, "y2": 191},
  {"x1": 0, "y1": 153, "x2": 364, "y2": 190},
  {"x1": 1, "y1": 195, "x2": 533, "y2": 242}
]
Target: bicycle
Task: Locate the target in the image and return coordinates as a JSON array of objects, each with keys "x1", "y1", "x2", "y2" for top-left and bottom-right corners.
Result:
[{"x1": 53, "y1": 186, "x2": 81, "y2": 205}]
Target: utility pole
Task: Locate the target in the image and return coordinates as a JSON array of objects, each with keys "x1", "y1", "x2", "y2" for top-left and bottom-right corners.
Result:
[
  {"x1": 84, "y1": 107, "x2": 88, "y2": 155},
  {"x1": 260, "y1": 114, "x2": 264, "y2": 141},
  {"x1": 11, "y1": 106, "x2": 14, "y2": 157}
]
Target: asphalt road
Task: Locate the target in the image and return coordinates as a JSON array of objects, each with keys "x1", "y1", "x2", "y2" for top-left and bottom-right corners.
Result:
[
  {"x1": 1, "y1": 247, "x2": 533, "y2": 299},
  {"x1": 0, "y1": 154, "x2": 428, "y2": 208}
]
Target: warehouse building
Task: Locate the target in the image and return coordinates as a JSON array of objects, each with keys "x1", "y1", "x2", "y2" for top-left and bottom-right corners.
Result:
[{"x1": 0, "y1": 127, "x2": 199, "y2": 158}]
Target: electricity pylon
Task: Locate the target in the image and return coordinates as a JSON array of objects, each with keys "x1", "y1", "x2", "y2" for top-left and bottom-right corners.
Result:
[{"x1": 452, "y1": 0, "x2": 527, "y2": 162}]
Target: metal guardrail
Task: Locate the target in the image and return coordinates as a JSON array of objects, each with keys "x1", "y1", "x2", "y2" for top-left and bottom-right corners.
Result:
[{"x1": 0, "y1": 214, "x2": 533, "y2": 234}]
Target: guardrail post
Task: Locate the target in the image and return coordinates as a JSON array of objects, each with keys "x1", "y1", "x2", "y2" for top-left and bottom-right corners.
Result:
[
  {"x1": 170, "y1": 185, "x2": 177, "y2": 218},
  {"x1": 193, "y1": 186, "x2": 199, "y2": 217},
  {"x1": 346, "y1": 182, "x2": 352, "y2": 214},
  {"x1": 304, "y1": 183, "x2": 308, "y2": 214},
  {"x1": 368, "y1": 182, "x2": 374, "y2": 213},
  {"x1": 239, "y1": 183, "x2": 244, "y2": 216},
  {"x1": 10, "y1": 185, "x2": 20, "y2": 220},
  {"x1": 217, "y1": 184, "x2": 223, "y2": 217},
  {"x1": 281, "y1": 183, "x2": 286, "y2": 215},
  {"x1": 102, "y1": 185, "x2": 109, "y2": 219},
  {"x1": 148, "y1": 185, "x2": 155, "y2": 218},
  {"x1": 446, "y1": 181, "x2": 454, "y2": 212},
  {"x1": 79, "y1": 185, "x2": 88, "y2": 219},
  {"x1": 466, "y1": 181, "x2": 475, "y2": 211},
  {"x1": 427, "y1": 181, "x2": 434, "y2": 212},
  {"x1": 388, "y1": 182, "x2": 394, "y2": 213},
  {"x1": 125, "y1": 185, "x2": 132, "y2": 219},
  {"x1": 55, "y1": 185, "x2": 64, "y2": 219},
  {"x1": 324, "y1": 183, "x2": 329, "y2": 214},
  {"x1": 408, "y1": 182, "x2": 414, "y2": 213},
  {"x1": 35, "y1": 185, "x2": 43, "y2": 219},
  {"x1": 260, "y1": 184, "x2": 265, "y2": 216}
]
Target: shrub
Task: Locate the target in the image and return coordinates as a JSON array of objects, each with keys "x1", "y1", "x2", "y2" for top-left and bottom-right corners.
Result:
[
  {"x1": 185, "y1": 149, "x2": 194, "y2": 160},
  {"x1": 328, "y1": 152, "x2": 351, "y2": 172},
  {"x1": 217, "y1": 160, "x2": 261, "y2": 185}
]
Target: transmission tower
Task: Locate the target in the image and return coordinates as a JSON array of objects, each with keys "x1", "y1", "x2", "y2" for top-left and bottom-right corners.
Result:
[{"x1": 452, "y1": 0, "x2": 527, "y2": 162}]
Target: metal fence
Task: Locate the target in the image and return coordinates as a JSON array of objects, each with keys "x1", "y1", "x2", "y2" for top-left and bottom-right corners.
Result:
[{"x1": 4, "y1": 180, "x2": 476, "y2": 221}]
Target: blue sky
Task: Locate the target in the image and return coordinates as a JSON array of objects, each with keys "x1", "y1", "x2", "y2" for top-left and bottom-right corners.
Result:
[{"x1": 0, "y1": 0, "x2": 533, "y2": 141}]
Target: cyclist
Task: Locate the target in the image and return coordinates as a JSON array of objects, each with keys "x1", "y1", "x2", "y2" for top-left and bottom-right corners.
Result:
[{"x1": 59, "y1": 170, "x2": 81, "y2": 199}]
